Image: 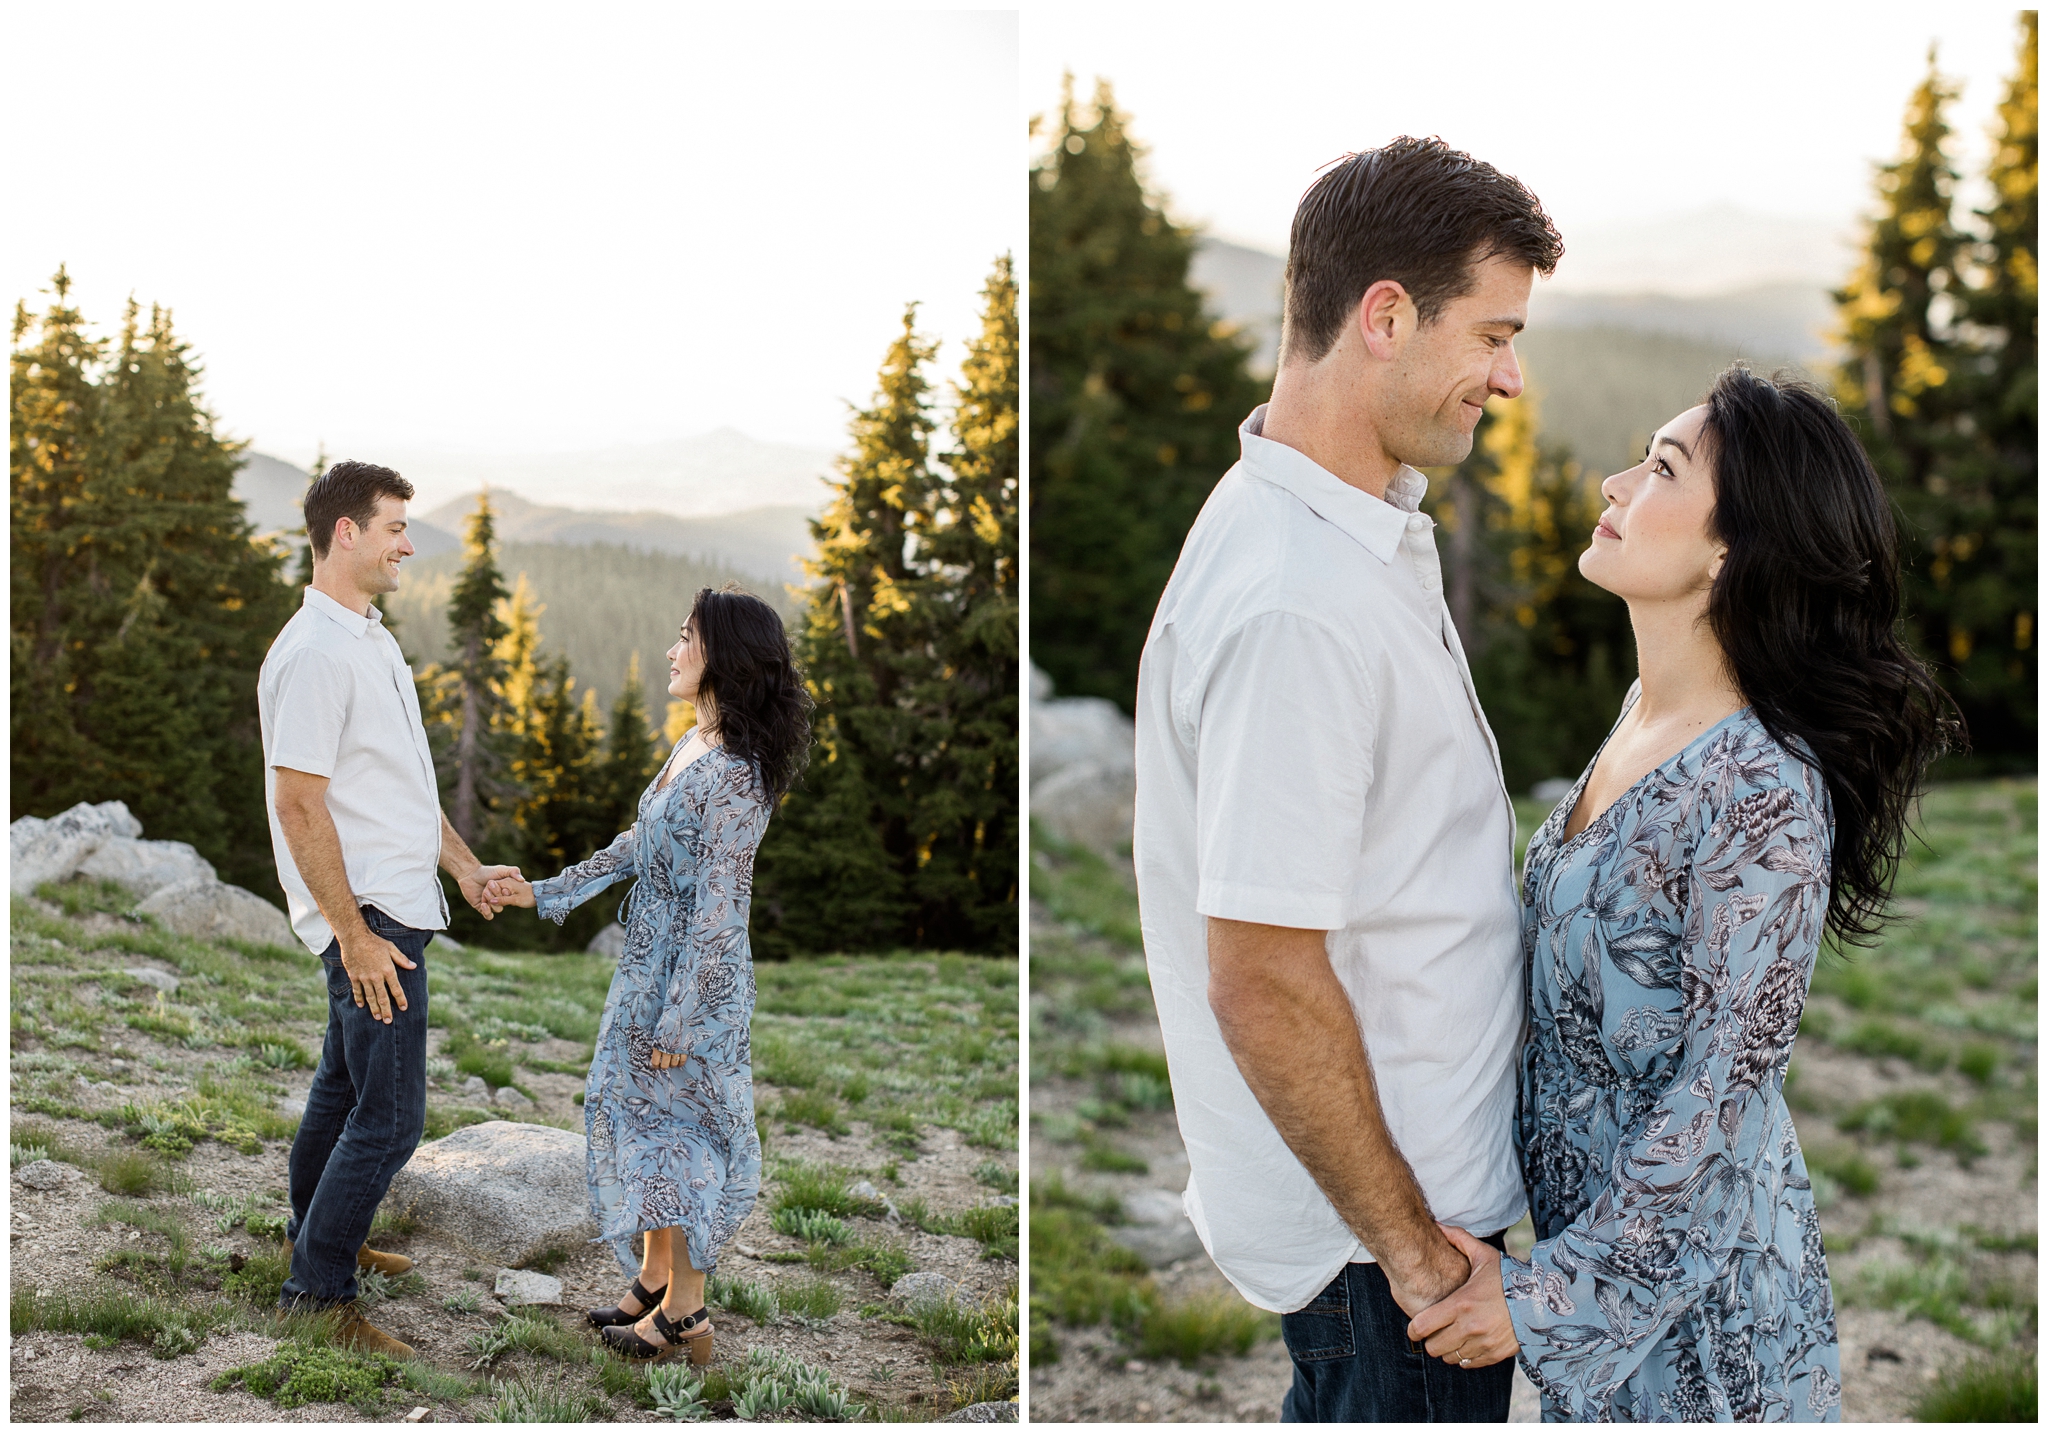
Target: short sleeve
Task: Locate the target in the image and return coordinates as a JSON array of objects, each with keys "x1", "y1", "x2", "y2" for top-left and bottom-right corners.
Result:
[
  {"x1": 1192, "y1": 610, "x2": 1376, "y2": 930},
  {"x1": 266, "y1": 648, "x2": 350, "y2": 779}
]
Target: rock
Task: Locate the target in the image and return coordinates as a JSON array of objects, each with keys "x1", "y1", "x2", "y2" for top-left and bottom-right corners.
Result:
[
  {"x1": 460, "y1": 1075, "x2": 489, "y2": 1099},
  {"x1": 14, "y1": 1160, "x2": 71, "y2": 1191},
  {"x1": 892, "y1": 1271, "x2": 959, "y2": 1311},
  {"x1": 1028, "y1": 678, "x2": 1134, "y2": 785},
  {"x1": 1031, "y1": 761, "x2": 1136, "y2": 855},
  {"x1": 430, "y1": 934, "x2": 464, "y2": 953},
  {"x1": 403, "y1": 1408, "x2": 434, "y2": 1424},
  {"x1": 121, "y1": 967, "x2": 180, "y2": 995},
  {"x1": 9, "y1": 801, "x2": 143, "y2": 895},
  {"x1": 990, "y1": 1194, "x2": 1017, "y2": 1208},
  {"x1": 586, "y1": 924, "x2": 626, "y2": 958},
  {"x1": 384, "y1": 1119, "x2": 596, "y2": 1266},
  {"x1": 1028, "y1": 672, "x2": 1136, "y2": 854},
  {"x1": 1530, "y1": 777, "x2": 1575, "y2": 803},
  {"x1": 135, "y1": 878, "x2": 297, "y2": 950},
  {"x1": 492, "y1": 1085, "x2": 534, "y2": 1110},
  {"x1": 76, "y1": 838, "x2": 216, "y2": 899},
  {"x1": 278, "y1": 1096, "x2": 308, "y2": 1120},
  {"x1": 494, "y1": 1268, "x2": 564, "y2": 1306},
  {"x1": 938, "y1": 1403, "x2": 1018, "y2": 1423},
  {"x1": 848, "y1": 1180, "x2": 881, "y2": 1201},
  {"x1": 1107, "y1": 1188, "x2": 1206, "y2": 1268}
]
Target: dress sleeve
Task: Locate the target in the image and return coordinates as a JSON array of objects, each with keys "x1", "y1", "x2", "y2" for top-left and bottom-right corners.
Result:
[
  {"x1": 650, "y1": 759, "x2": 770, "y2": 1056},
  {"x1": 1500, "y1": 775, "x2": 1831, "y2": 1413},
  {"x1": 533, "y1": 825, "x2": 641, "y2": 926}
]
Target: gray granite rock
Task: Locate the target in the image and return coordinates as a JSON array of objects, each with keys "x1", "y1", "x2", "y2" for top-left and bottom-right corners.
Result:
[
  {"x1": 121, "y1": 967, "x2": 180, "y2": 995},
  {"x1": 430, "y1": 933, "x2": 465, "y2": 953},
  {"x1": 587, "y1": 923, "x2": 626, "y2": 958},
  {"x1": 494, "y1": 1268, "x2": 564, "y2": 1306},
  {"x1": 460, "y1": 1075, "x2": 489, "y2": 1099},
  {"x1": 77, "y1": 838, "x2": 216, "y2": 899},
  {"x1": 892, "y1": 1271, "x2": 959, "y2": 1311},
  {"x1": 14, "y1": 1160, "x2": 71, "y2": 1191},
  {"x1": 10, "y1": 802, "x2": 144, "y2": 895},
  {"x1": 1106, "y1": 1188, "x2": 1205, "y2": 1268},
  {"x1": 135, "y1": 878, "x2": 297, "y2": 950},
  {"x1": 492, "y1": 1085, "x2": 535, "y2": 1110},
  {"x1": 1029, "y1": 669, "x2": 1136, "y2": 854},
  {"x1": 384, "y1": 1120, "x2": 596, "y2": 1266},
  {"x1": 938, "y1": 1402, "x2": 1018, "y2": 1423}
]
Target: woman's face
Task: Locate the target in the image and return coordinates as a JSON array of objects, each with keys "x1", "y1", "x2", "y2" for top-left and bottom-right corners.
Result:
[
  {"x1": 1578, "y1": 405, "x2": 1727, "y2": 605},
  {"x1": 667, "y1": 617, "x2": 706, "y2": 705}
]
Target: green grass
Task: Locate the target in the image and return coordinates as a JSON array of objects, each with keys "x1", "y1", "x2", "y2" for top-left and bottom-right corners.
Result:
[
  {"x1": 774, "y1": 1206, "x2": 853, "y2": 1244},
  {"x1": 709, "y1": 1272, "x2": 781, "y2": 1325},
  {"x1": 212, "y1": 1341, "x2": 403, "y2": 1410},
  {"x1": 779, "y1": 1273, "x2": 845, "y2": 1325},
  {"x1": 770, "y1": 1159, "x2": 889, "y2": 1219},
  {"x1": 1136, "y1": 1292, "x2": 1277, "y2": 1366},
  {"x1": 12, "y1": 1285, "x2": 233, "y2": 1358},
  {"x1": 480, "y1": 1372, "x2": 605, "y2": 1422},
  {"x1": 1839, "y1": 1090, "x2": 1987, "y2": 1161},
  {"x1": 1914, "y1": 1352, "x2": 2039, "y2": 1421}
]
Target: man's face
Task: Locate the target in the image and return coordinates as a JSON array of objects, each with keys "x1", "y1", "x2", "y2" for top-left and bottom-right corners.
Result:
[
  {"x1": 1374, "y1": 252, "x2": 1533, "y2": 469},
  {"x1": 344, "y1": 495, "x2": 415, "y2": 596}
]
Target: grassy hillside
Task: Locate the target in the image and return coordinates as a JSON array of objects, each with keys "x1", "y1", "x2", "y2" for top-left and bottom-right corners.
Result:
[
  {"x1": 10, "y1": 881, "x2": 1019, "y2": 1422},
  {"x1": 380, "y1": 542, "x2": 804, "y2": 717}
]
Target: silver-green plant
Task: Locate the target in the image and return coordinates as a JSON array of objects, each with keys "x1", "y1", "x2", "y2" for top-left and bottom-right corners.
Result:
[{"x1": 647, "y1": 1363, "x2": 712, "y2": 1421}]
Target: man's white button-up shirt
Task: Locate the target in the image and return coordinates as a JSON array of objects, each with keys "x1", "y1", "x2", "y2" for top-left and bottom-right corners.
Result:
[
  {"x1": 259, "y1": 587, "x2": 448, "y2": 954},
  {"x1": 1133, "y1": 405, "x2": 1527, "y2": 1314}
]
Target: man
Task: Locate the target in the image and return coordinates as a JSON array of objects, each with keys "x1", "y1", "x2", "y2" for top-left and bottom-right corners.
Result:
[
  {"x1": 259, "y1": 460, "x2": 520, "y2": 1357},
  {"x1": 1133, "y1": 137, "x2": 1563, "y2": 1422}
]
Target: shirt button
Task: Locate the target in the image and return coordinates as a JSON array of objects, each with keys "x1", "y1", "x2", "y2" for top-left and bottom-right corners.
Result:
[{"x1": 1406, "y1": 514, "x2": 1430, "y2": 532}]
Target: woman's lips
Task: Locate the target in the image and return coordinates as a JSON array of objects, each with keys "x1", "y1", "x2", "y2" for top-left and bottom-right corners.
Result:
[{"x1": 1595, "y1": 519, "x2": 1620, "y2": 540}]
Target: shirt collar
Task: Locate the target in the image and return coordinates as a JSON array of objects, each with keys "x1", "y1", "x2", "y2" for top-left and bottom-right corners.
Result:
[
  {"x1": 302, "y1": 585, "x2": 385, "y2": 637},
  {"x1": 1238, "y1": 404, "x2": 1430, "y2": 564}
]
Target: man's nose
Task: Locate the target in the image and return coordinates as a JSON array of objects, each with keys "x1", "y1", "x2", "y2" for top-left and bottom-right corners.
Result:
[{"x1": 1490, "y1": 344, "x2": 1524, "y2": 401}]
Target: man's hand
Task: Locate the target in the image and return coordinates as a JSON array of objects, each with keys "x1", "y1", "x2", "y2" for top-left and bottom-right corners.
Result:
[
  {"x1": 1406, "y1": 1225, "x2": 1519, "y2": 1368},
  {"x1": 486, "y1": 875, "x2": 536, "y2": 909},
  {"x1": 455, "y1": 863, "x2": 522, "y2": 920},
  {"x1": 339, "y1": 925, "x2": 418, "y2": 1023},
  {"x1": 1207, "y1": 917, "x2": 1470, "y2": 1314},
  {"x1": 649, "y1": 1049, "x2": 686, "y2": 1070}
]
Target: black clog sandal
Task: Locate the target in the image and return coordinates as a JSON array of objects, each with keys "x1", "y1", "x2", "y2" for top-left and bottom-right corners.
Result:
[
  {"x1": 587, "y1": 1277, "x2": 669, "y2": 1329},
  {"x1": 599, "y1": 1303, "x2": 712, "y2": 1364}
]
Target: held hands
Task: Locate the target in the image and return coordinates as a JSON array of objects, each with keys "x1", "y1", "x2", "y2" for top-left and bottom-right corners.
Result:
[
  {"x1": 457, "y1": 864, "x2": 524, "y2": 920},
  {"x1": 1406, "y1": 1224, "x2": 1519, "y2": 1370},
  {"x1": 484, "y1": 873, "x2": 536, "y2": 909}
]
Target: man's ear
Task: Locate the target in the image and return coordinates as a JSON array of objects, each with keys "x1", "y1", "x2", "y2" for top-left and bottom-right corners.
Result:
[
  {"x1": 331, "y1": 517, "x2": 358, "y2": 553},
  {"x1": 1355, "y1": 279, "x2": 1413, "y2": 362}
]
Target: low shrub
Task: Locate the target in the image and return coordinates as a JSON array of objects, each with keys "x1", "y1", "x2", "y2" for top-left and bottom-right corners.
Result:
[
  {"x1": 212, "y1": 1340, "x2": 402, "y2": 1409},
  {"x1": 1137, "y1": 1292, "x2": 1276, "y2": 1366},
  {"x1": 1913, "y1": 1351, "x2": 2037, "y2": 1422}
]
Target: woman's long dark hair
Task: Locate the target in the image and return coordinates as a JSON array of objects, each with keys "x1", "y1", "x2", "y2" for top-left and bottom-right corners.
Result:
[
  {"x1": 1699, "y1": 365, "x2": 1960, "y2": 947},
  {"x1": 687, "y1": 585, "x2": 812, "y2": 801}
]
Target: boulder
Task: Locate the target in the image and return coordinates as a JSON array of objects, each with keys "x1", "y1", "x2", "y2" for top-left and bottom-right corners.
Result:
[
  {"x1": 938, "y1": 1404, "x2": 1018, "y2": 1424},
  {"x1": 494, "y1": 1268, "x2": 564, "y2": 1306},
  {"x1": 1028, "y1": 670, "x2": 1136, "y2": 855},
  {"x1": 384, "y1": 1120, "x2": 596, "y2": 1267},
  {"x1": 430, "y1": 933, "x2": 465, "y2": 953},
  {"x1": 76, "y1": 838, "x2": 216, "y2": 899},
  {"x1": 10, "y1": 801, "x2": 143, "y2": 895},
  {"x1": 135, "y1": 879, "x2": 297, "y2": 950},
  {"x1": 14, "y1": 1160, "x2": 72, "y2": 1191},
  {"x1": 492, "y1": 1085, "x2": 535, "y2": 1110},
  {"x1": 460, "y1": 1075, "x2": 489, "y2": 1099},
  {"x1": 891, "y1": 1271, "x2": 959, "y2": 1311},
  {"x1": 587, "y1": 924, "x2": 626, "y2": 958},
  {"x1": 1106, "y1": 1188, "x2": 1205, "y2": 1269}
]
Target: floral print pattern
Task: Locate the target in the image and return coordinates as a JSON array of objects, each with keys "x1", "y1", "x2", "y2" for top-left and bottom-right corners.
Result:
[
  {"x1": 533, "y1": 746, "x2": 770, "y2": 1277},
  {"x1": 1503, "y1": 689, "x2": 1841, "y2": 1422}
]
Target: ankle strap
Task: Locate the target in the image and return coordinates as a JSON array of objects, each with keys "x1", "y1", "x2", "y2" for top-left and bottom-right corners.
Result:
[
  {"x1": 652, "y1": 1305, "x2": 709, "y2": 1340},
  {"x1": 629, "y1": 1278, "x2": 668, "y2": 1307}
]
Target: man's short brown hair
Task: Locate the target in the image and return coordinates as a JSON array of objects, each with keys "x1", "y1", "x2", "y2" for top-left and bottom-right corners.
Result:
[
  {"x1": 1281, "y1": 136, "x2": 1563, "y2": 366},
  {"x1": 303, "y1": 461, "x2": 414, "y2": 559}
]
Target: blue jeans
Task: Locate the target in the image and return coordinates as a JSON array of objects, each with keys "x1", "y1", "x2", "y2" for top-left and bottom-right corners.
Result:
[
  {"x1": 1280, "y1": 1233, "x2": 1515, "y2": 1423},
  {"x1": 280, "y1": 906, "x2": 431, "y2": 1309}
]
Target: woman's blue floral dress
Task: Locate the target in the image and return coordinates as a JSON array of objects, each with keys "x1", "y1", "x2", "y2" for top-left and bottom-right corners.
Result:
[
  {"x1": 533, "y1": 745, "x2": 769, "y2": 1278},
  {"x1": 1502, "y1": 686, "x2": 1842, "y2": 1422}
]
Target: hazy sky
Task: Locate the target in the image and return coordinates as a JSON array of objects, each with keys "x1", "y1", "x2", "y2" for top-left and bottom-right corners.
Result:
[
  {"x1": 1025, "y1": 5, "x2": 2027, "y2": 267},
  {"x1": 9, "y1": 5, "x2": 1019, "y2": 466}
]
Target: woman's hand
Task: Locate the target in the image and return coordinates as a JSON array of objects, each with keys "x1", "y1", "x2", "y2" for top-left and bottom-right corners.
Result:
[
  {"x1": 1406, "y1": 1224, "x2": 1520, "y2": 1369},
  {"x1": 486, "y1": 875, "x2": 536, "y2": 909}
]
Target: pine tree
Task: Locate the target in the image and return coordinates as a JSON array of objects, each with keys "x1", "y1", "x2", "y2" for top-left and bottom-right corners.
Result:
[
  {"x1": 907, "y1": 254, "x2": 1020, "y2": 952},
  {"x1": 596, "y1": 652, "x2": 660, "y2": 840},
  {"x1": 752, "y1": 310, "x2": 940, "y2": 955},
  {"x1": 10, "y1": 276, "x2": 292, "y2": 891},
  {"x1": 425, "y1": 491, "x2": 514, "y2": 844},
  {"x1": 1030, "y1": 78, "x2": 1268, "y2": 711}
]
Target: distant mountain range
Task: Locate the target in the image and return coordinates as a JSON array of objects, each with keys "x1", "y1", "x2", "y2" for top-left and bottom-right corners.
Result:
[
  {"x1": 232, "y1": 450, "x2": 820, "y2": 584},
  {"x1": 1188, "y1": 235, "x2": 1837, "y2": 476}
]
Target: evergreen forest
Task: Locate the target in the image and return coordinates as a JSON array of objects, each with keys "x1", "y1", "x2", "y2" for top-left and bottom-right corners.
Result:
[
  {"x1": 1030, "y1": 22, "x2": 2036, "y2": 788},
  {"x1": 11, "y1": 259, "x2": 1020, "y2": 959}
]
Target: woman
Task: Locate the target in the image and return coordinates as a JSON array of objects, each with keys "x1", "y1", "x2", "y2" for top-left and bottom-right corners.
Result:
[
  {"x1": 1409, "y1": 368, "x2": 1953, "y2": 1421},
  {"x1": 487, "y1": 584, "x2": 811, "y2": 1364}
]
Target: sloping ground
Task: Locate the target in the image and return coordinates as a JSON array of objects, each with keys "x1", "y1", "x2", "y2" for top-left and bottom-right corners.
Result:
[
  {"x1": 1027, "y1": 780, "x2": 2036, "y2": 1423},
  {"x1": 10, "y1": 884, "x2": 1018, "y2": 1422}
]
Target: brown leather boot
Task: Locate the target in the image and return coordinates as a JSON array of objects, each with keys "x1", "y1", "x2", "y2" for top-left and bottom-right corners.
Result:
[
  {"x1": 282, "y1": 1239, "x2": 415, "y2": 1276},
  {"x1": 333, "y1": 1306, "x2": 415, "y2": 1361}
]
